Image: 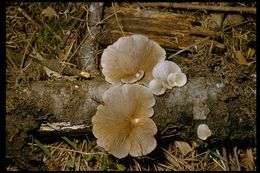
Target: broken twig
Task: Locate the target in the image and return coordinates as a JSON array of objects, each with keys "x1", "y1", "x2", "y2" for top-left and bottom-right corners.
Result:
[
  {"x1": 17, "y1": 7, "x2": 42, "y2": 29},
  {"x1": 139, "y1": 2, "x2": 256, "y2": 14}
]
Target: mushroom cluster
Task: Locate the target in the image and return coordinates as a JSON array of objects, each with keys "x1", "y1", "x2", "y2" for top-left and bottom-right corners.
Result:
[
  {"x1": 93, "y1": 34, "x2": 188, "y2": 159},
  {"x1": 101, "y1": 34, "x2": 166, "y2": 86},
  {"x1": 149, "y1": 60, "x2": 187, "y2": 95},
  {"x1": 92, "y1": 84, "x2": 157, "y2": 158}
]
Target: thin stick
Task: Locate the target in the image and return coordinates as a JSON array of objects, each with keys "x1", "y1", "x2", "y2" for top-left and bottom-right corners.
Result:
[
  {"x1": 17, "y1": 7, "x2": 42, "y2": 29},
  {"x1": 82, "y1": 5, "x2": 95, "y2": 39},
  {"x1": 140, "y1": 2, "x2": 256, "y2": 14},
  {"x1": 112, "y1": 2, "x2": 125, "y2": 36},
  {"x1": 20, "y1": 31, "x2": 36, "y2": 69},
  {"x1": 167, "y1": 36, "x2": 210, "y2": 60},
  {"x1": 94, "y1": 9, "x2": 123, "y2": 26},
  {"x1": 222, "y1": 147, "x2": 230, "y2": 171},
  {"x1": 233, "y1": 147, "x2": 241, "y2": 171}
]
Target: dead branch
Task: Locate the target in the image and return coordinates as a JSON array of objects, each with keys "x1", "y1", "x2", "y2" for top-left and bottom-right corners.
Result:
[
  {"x1": 6, "y1": 76, "x2": 255, "y2": 143},
  {"x1": 98, "y1": 6, "x2": 225, "y2": 51},
  {"x1": 139, "y1": 2, "x2": 256, "y2": 14},
  {"x1": 77, "y1": 2, "x2": 104, "y2": 76}
]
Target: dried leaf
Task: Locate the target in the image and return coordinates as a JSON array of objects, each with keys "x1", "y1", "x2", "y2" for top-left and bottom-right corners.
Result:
[{"x1": 42, "y1": 6, "x2": 58, "y2": 18}]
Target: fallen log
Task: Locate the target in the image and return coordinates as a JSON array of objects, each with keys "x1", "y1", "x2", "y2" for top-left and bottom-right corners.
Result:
[
  {"x1": 97, "y1": 6, "x2": 225, "y2": 51},
  {"x1": 6, "y1": 76, "x2": 255, "y2": 144}
]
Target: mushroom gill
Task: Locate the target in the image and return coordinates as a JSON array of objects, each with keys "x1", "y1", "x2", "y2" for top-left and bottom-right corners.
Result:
[
  {"x1": 92, "y1": 84, "x2": 157, "y2": 158},
  {"x1": 101, "y1": 34, "x2": 166, "y2": 86}
]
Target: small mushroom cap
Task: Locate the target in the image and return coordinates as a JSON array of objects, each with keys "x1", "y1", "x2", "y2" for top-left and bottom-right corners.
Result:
[
  {"x1": 197, "y1": 124, "x2": 212, "y2": 140},
  {"x1": 167, "y1": 72, "x2": 187, "y2": 87},
  {"x1": 148, "y1": 79, "x2": 167, "y2": 95},
  {"x1": 152, "y1": 60, "x2": 182, "y2": 89},
  {"x1": 92, "y1": 84, "x2": 157, "y2": 158},
  {"x1": 101, "y1": 34, "x2": 166, "y2": 86}
]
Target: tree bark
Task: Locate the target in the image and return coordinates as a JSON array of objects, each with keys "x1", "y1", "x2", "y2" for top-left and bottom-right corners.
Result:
[{"x1": 6, "y1": 76, "x2": 255, "y2": 143}]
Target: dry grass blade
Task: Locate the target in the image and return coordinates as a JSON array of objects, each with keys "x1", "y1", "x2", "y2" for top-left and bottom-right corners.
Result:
[
  {"x1": 28, "y1": 142, "x2": 107, "y2": 156},
  {"x1": 209, "y1": 155, "x2": 226, "y2": 171},
  {"x1": 20, "y1": 31, "x2": 36, "y2": 69},
  {"x1": 233, "y1": 147, "x2": 241, "y2": 171},
  {"x1": 112, "y1": 2, "x2": 125, "y2": 36},
  {"x1": 161, "y1": 147, "x2": 185, "y2": 170},
  {"x1": 167, "y1": 36, "x2": 210, "y2": 60}
]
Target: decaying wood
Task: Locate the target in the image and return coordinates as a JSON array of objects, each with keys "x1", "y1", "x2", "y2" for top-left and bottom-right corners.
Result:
[
  {"x1": 138, "y1": 2, "x2": 256, "y2": 14},
  {"x1": 77, "y1": 2, "x2": 104, "y2": 76},
  {"x1": 97, "y1": 6, "x2": 225, "y2": 51},
  {"x1": 6, "y1": 76, "x2": 255, "y2": 143}
]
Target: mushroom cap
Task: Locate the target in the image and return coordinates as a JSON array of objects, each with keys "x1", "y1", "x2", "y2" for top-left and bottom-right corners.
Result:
[
  {"x1": 167, "y1": 72, "x2": 187, "y2": 87},
  {"x1": 148, "y1": 79, "x2": 167, "y2": 95},
  {"x1": 152, "y1": 60, "x2": 182, "y2": 89},
  {"x1": 101, "y1": 34, "x2": 166, "y2": 86},
  {"x1": 197, "y1": 124, "x2": 212, "y2": 140},
  {"x1": 92, "y1": 84, "x2": 157, "y2": 158}
]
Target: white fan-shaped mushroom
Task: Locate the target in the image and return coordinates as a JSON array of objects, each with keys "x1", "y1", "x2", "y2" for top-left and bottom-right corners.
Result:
[
  {"x1": 197, "y1": 124, "x2": 212, "y2": 140},
  {"x1": 92, "y1": 84, "x2": 157, "y2": 158},
  {"x1": 152, "y1": 60, "x2": 182, "y2": 89},
  {"x1": 167, "y1": 72, "x2": 187, "y2": 87},
  {"x1": 148, "y1": 79, "x2": 167, "y2": 95},
  {"x1": 101, "y1": 34, "x2": 166, "y2": 86}
]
